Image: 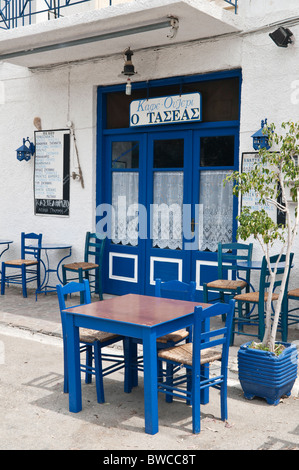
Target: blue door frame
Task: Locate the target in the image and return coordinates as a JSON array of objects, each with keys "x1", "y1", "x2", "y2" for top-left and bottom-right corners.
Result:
[{"x1": 97, "y1": 70, "x2": 242, "y2": 299}]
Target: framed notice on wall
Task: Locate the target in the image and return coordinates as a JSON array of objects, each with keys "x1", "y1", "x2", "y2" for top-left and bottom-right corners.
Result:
[
  {"x1": 241, "y1": 152, "x2": 285, "y2": 225},
  {"x1": 34, "y1": 129, "x2": 70, "y2": 216}
]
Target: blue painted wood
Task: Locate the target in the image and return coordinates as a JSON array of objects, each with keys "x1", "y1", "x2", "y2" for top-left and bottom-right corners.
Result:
[
  {"x1": 62, "y1": 232, "x2": 105, "y2": 302},
  {"x1": 158, "y1": 300, "x2": 235, "y2": 434},
  {"x1": 203, "y1": 242, "x2": 253, "y2": 304},
  {"x1": 232, "y1": 253, "x2": 294, "y2": 344},
  {"x1": 1, "y1": 232, "x2": 42, "y2": 298},
  {"x1": 56, "y1": 279, "x2": 127, "y2": 403},
  {"x1": 64, "y1": 294, "x2": 207, "y2": 435},
  {"x1": 97, "y1": 70, "x2": 242, "y2": 298}
]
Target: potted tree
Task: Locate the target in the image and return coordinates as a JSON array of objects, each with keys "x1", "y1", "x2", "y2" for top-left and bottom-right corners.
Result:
[{"x1": 225, "y1": 120, "x2": 299, "y2": 404}]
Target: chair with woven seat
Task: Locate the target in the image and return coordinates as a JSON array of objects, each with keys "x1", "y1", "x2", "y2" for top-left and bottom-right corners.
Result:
[
  {"x1": 56, "y1": 280, "x2": 129, "y2": 403},
  {"x1": 158, "y1": 300, "x2": 235, "y2": 434},
  {"x1": 62, "y1": 232, "x2": 106, "y2": 303},
  {"x1": 203, "y1": 242, "x2": 253, "y2": 305},
  {"x1": 232, "y1": 253, "x2": 294, "y2": 344},
  {"x1": 286, "y1": 288, "x2": 299, "y2": 341},
  {"x1": 1, "y1": 232, "x2": 42, "y2": 298}
]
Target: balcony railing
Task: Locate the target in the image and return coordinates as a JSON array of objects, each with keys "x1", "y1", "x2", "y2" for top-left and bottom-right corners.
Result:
[{"x1": 0, "y1": 0, "x2": 238, "y2": 30}]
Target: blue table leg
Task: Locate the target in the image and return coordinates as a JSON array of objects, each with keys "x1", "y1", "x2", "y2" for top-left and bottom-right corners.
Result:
[
  {"x1": 143, "y1": 331, "x2": 159, "y2": 435},
  {"x1": 65, "y1": 314, "x2": 82, "y2": 413}
]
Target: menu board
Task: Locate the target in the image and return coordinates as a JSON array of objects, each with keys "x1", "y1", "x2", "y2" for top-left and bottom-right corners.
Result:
[
  {"x1": 34, "y1": 129, "x2": 70, "y2": 216},
  {"x1": 241, "y1": 152, "x2": 285, "y2": 225}
]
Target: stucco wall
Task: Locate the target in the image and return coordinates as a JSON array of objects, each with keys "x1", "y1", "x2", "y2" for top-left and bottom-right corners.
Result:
[{"x1": 0, "y1": 3, "x2": 298, "y2": 296}]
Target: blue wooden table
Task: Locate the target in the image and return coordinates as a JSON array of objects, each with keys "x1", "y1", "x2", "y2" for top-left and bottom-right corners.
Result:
[{"x1": 64, "y1": 293, "x2": 210, "y2": 435}]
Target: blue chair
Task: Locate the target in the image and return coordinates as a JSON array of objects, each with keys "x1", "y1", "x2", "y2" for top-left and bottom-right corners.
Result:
[
  {"x1": 203, "y1": 242, "x2": 253, "y2": 304},
  {"x1": 56, "y1": 280, "x2": 129, "y2": 403},
  {"x1": 158, "y1": 300, "x2": 235, "y2": 434},
  {"x1": 62, "y1": 232, "x2": 106, "y2": 302},
  {"x1": 232, "y1": 253, "x2": 294, "y2": 344},
  {"x1": 1, "y1": 232, "x2": 42, "y2": 298}
]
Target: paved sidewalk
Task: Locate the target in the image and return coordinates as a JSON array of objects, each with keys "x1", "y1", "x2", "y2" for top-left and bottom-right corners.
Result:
[{"x1": 0, "y1": 287, "x2": 298, "y2": 450}]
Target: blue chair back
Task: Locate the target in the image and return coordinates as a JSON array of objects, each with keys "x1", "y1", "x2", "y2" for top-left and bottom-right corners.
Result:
[
  {"x1": 155, "y1": 278, "x2": 196, "y2": 301},
  {"x1": 259, "y1": 252, "x2": 294, "y2": 302},
  {"x1": 56, "y1": 280, "x2": 91, "y2": 339},
  {"x1": 84, "y1": 232, "x2": 106, "y2": 264},
  {"x1": 21, "y1": 232, "x2": 42, "y2": 261},
  {"x1": 218, "y1": 242, "x2": 253, "y2": 282}
]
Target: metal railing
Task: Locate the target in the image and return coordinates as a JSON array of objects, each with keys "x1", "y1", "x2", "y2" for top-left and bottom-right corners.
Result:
[
  {"x1": 0, "y1": 0, "x2": 94, "y2": 29},
  {"x1": 0, "y1": 0, "x2": 238, "y2": 30}
]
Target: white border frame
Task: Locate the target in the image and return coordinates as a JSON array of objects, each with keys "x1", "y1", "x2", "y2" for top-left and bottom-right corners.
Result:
[
  {"x1": 150, "y1": 256, "x2": 183, "y2": 285},
  {"x1": 109, "y1": 252, "x2": 138, "y2": 283}
]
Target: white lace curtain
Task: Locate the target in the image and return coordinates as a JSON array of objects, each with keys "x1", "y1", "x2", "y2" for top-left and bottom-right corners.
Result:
[
  {"x1": 112, "y1": 172, "x2": 139, "y2": 246},
  {"x1": 199, "y1": 170, "x2": 233, "y2": 251},
  {"x1": 111, "y1": 170, "x2": 233, "y2": 252},
  {"x1": 152, "y1": 172, "x2": 184, "y2": 250}
]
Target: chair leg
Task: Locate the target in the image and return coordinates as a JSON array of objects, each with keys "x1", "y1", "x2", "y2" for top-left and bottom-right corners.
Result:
[
  {"x1": 63, "y1": 339, "x2": 69, "y2": 394},
  {"x1": 281, "y1": 298, "x2": 288, "y2": 343},
  {"x1": 165, "y1": 362, "x2": 174, "y2": 403},
  {"x1": 93, "y1": 341, "x2": 105, "y2": 404},
  {"x1": 98, "y1": 267, "x2": 103, "y2": 301},
  {"x1": 123, "y1": 337, "x2": 134, "y2": 394},
  {"x1": 85, "y1": 344, "x2": 93, "y2": 384},
  {"x1": 1, "y1": 263, "x2": 5, "y2": 295},
  {"x1": 220, "y1": 380, "x2": 228, "y2": 422},
  {"x1": 21, "y1": 264, "x2": 27, "y2": 298},
  {"x1": 192, "y1": 366, "x2": 201, "y2": 434},
  {"x1": 78, "y1": 269, "x2": 84, "y2": 304},
  {"x1": 203, "y1": 284, "x2": 208, "y2": 303}
]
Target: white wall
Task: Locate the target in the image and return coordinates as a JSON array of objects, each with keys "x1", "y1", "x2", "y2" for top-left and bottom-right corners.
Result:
[{"x1": 0, "y1": 1, "x2": 298, "y2": 292}]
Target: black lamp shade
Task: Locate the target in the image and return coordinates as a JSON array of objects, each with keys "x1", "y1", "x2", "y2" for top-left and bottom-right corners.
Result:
[{"x1": 269, "y1": 27, "x2": 293, "y2": 48}]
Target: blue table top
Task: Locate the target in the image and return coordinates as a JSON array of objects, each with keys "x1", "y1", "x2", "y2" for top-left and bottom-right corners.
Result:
[
  {"x1": 237, "y1": 260, "x2": 290, "y2": 270},
  {"x1": 29, "y1": 243, "x2": 72, "y2": 250},
  {"x1": 0, "y1": 240, "x2": 13, "y2": 244}
]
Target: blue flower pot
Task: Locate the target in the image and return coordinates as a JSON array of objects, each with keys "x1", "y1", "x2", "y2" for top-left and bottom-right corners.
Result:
[{"x1": 238, "y1": 342, "x2": 298, "y2": 405}]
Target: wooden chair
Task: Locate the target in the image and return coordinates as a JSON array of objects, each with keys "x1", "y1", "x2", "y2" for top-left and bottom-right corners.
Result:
[
  {"x1": 62, "y1": 232, "x2": 106, "y2": 302},
  {"x1": 286, "y1": 288, "x2": 299, "y2": 341},
  {"x1": 1, "y1": 232, "x2": 42, "y2": 298},
  {"x1": 56, "y1": 280, "x2": 129, "y2": 403},
  {"x1": 158, "y1": 300, "x2": 235, "y2": 434},
  {"x1": 232, "y1": 253, "x2": 294, "y2": 344},
  {"x1": 203, "y1": 242, "x2": 253, "y2": 305}
]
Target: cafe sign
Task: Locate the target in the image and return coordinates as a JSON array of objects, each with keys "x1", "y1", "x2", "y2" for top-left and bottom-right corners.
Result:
[{"x1": 130, "y1": 93, "x2": 201, "y2": 127}]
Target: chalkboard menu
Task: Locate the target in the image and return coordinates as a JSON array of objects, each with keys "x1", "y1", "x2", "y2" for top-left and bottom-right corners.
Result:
[
  {"x1": 241, "y1": 152, "x2": 285, "y2": 225},
  {"x1": 34, "y1": 129, "x2": 70, "y2": 216}
]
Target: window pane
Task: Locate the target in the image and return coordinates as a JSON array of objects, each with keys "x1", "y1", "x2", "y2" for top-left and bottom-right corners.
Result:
[
  {"x1": 154, "y1": 139, "x2": 184, "y2": 168},
  {"x1": 199, "y1": 170, "x2": 233, "y2": 252},
  {"x1": 112, "y1": 141, "x2": 139, "y2": 168},
  {"x1": 200, "y1": 136, "x2": 234, "y2": 167},
  {"x1": 112, "y1": 172, "x2": 139, "y2": 246},
  {"x1": 152, "y1": 171, "x2": 183, "y2": 249}
]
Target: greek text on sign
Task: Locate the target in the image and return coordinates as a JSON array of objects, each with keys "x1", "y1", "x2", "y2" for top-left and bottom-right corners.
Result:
[{"x1": 130, "y1": 93, "x2": 201, "y2": 127}]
